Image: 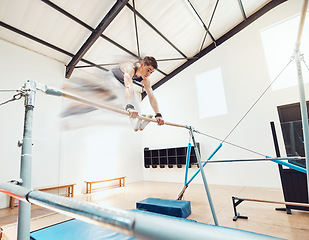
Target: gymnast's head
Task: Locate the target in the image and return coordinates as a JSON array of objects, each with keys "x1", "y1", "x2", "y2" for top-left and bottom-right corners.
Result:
[{"x1": 141, "y1": 56, "x2": 158, "y2": 70}]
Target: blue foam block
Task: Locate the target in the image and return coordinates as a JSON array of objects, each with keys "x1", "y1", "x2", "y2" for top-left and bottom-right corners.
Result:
[
  {"x1": 136, "y1": 197, "x2": 191, "y2": 218},
  {"x1": 30, "y1": 219, "x2": 137, "y2": 240}
]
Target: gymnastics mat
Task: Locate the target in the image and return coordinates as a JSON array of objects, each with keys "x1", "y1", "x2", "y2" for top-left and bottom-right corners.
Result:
[
  {"x1": 30, "y1": 219, "x2": 138, "y2": 240},
  {"x1": 136, "y1": 197, "x2": 191, "y2": 218}
]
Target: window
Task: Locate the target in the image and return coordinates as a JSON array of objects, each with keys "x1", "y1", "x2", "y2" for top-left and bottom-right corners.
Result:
[
  {"x1": 195, "y1": 67, "x2": 228, "y2": 119},
  {"x1": 260, "y1": 12, "x2": 309, "y2": 90}
]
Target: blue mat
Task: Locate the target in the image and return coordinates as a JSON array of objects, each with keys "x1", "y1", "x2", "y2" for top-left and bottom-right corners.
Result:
[
  {"x1": 136, "y1": 197, "x2": 191, "y2": 218},
  {"x1": 30, "y1": 219, "x2": 138, "y2": 240}
]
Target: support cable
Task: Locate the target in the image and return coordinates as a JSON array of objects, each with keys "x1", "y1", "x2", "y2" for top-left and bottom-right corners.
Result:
[
  {"x1": 194, "y1": 130, "x2": 266, "y2": 157},
  {"x1": 302, "y1": 55, "x2": 309, "y2": 70},
  {"x1": 222, "y1": 57, "x2": 294, "y2": 143},
  {"x1": 0, "y1": 92, "x2": 24, "y2": 107}
]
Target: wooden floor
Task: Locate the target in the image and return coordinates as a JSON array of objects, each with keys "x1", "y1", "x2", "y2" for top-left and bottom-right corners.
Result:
[{"x1": 1, "y1": 181, "x2": 309, "y2": 239}]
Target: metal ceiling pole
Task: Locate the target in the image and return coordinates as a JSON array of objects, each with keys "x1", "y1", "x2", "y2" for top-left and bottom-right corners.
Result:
[
  {"x1": 146, "y1": 0, "x2": 288, "y2": 99},
  {"x1": 16, "y1": 80, "x2": 36, "y2": 240},
  {"x1": 65, "y1": 0, "x2": 129, "y2": 78},
  {"x1": 294, "y1": 0, "x2": 309, "y2": 199}
]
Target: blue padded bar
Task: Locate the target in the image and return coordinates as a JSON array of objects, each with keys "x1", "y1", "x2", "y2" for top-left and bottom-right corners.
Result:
[
  {"x1": 136, "y1": 197, "x2": 191, "y2": 218},
  {"x1": 30, "y1": 219, "x2": 137, "y2": 240}
]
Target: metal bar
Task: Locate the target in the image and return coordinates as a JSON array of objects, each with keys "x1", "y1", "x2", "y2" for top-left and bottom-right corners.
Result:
[
  {"x1": 199, "y1": 0, "x2": 219, "y2": 52},
  {"x1": 17, "y1": 81, "x2": 36, "y2": 240},
  {"x1": 0, "y1": 183, "x2": 282, "y2": 240},
  {"x1": 132, "y1": 0, "x2": 141, "y2": 59},
  {"x1": 144, "y1": 0, "x2": 287, "y2": 98},
  {"x1": 185, "y1": 0, "x2": 216, "y2": 42},
  {"x1": 41, "y1": 0, "x2": 140, "y2": 61},
  {"x1": 294, "y1": 0, "x2": 309, "y2": 200},
  {"x1": 126, "y1": 3, "x2": 187, "y2": 58},
  {"x1": 36, "y1": 82, "x2": 188, "y2": 129},
  {"x1": 296, "y1": 0, "x2": 308, "y2": 46},
  {"x1": 233, "y1": 196, "x2": 309, "y2": 208},
  {"x1": 0, "y1": 21, "x2": 107, "y2": 72},
  {"x1": 65, "y1": 0, "x2": 129, "y2": 78},
  {"x1": 184, "y1": 143, "x2": 192, "y2": 185},
  {"x1": 238, "y1": 0, "x2": 247, "y2": 20},
  {"x1": 196, "y1": 156, "x2": 307, "y2": 174},
  {"x1": 200, "y1": 157, "x2": 306, "y2": 163},
  {"x1": 189, "y1": 128, "x2": 219, "y2": 226},
  {"x1": 268, "y1": 157, "x2": 306, "y2": 174},
  {"x1": 41, "y1": 0, "x2": 168, "y2": 78},
  {"x1": 186, "y1": 143, "x2": 222, "y2": 185}
]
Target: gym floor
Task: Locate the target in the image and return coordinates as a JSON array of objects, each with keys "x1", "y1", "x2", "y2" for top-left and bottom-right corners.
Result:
[{"x1": 1, "y1": 182, "x2": 309, "y2": 239}]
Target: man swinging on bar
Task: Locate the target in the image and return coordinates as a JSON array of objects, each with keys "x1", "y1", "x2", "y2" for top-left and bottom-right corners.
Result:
[
  {"x1": 61, "y1": 56, "x2": 164, "y2": 131},
  {"x1": 111, "y1": 56, "x2": 164, "y2": 130}
]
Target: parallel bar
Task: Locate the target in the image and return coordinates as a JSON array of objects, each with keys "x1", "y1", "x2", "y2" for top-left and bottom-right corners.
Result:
[
  {"x1": 0, "y1": 183, "x2": 282, "y2": 240},
  {"x1": 233, "y1": 196, "x2": 309, "y2": 208},
  {"x1": 65, "y1": 0, "x2": 129, "y2": 78}
]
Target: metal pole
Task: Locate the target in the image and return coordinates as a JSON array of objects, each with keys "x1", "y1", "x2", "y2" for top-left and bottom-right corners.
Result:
[
  {"x1": 184, "y1": 142, "x2": 191, "y2": 185},
  {"x1": 186, "y1": 143, "x2": 222, "y2": 185},
  {"x1": 17, "y1": 80, "x2": 36, "y2": 240},
  {"x1": 295, "y1": 46, "x2": 309, "y2": 198},
  {"x1": 189, "y1": 127, "x2": 219, "y2": 226},
  {"x1": 0, "y1": 183, "x2": 282, "y2": 240},
  {"x1": 294, "y1": 0, "x2": 309, "y2": 199}
]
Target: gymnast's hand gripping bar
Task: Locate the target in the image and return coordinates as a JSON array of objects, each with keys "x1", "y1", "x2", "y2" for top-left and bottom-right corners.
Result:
[{"x1": 34, "y1": 81, "x2": 189, "y2": 129}]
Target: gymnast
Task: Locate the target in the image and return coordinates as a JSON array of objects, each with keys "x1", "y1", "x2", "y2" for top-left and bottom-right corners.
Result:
[
  {"x1": 61, "y1": 56, "x2": 164, "y2": 131},
  {"x1": 111, "y1": 56, "x2": 164, "y2": 130}
]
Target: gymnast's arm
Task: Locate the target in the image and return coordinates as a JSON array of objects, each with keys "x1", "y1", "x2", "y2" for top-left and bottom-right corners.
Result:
[
  {"x1": 121, "y1": 63, "x2": 139, "y2": 118},
  {"x1": 143, "y1": 80, "x2": 164, "y2": 125}
]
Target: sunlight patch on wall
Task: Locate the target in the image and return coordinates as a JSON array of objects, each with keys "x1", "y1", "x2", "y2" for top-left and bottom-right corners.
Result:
[
  {"x1": 260, "y1": 12, "x2": 309, "y2": 90},
  {"x1": 195, "y1": 67, "x2": 228, "y2": 119}
]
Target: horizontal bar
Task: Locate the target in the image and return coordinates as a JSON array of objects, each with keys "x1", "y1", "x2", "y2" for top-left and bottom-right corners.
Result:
[
  {"x1": 199, "y1": 156, "x2": 307, "y2": 174},
  {"x1": 233, "y1": 196, "x2": 309, "y2": 208},
  {"x1": 201, "y1": 157, "x2": 306, "y2": 163},
  {"x1": 0, "y1": 183, "x2": 283, "y2": 240},
  {"x1": 35, "y1": 81, "x2": 188, "y2": 129}
]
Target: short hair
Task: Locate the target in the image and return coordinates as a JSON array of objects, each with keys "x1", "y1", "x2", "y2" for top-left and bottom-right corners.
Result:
[{"x1": 142, "y1": 56, "x2": 158, "y2": 69}]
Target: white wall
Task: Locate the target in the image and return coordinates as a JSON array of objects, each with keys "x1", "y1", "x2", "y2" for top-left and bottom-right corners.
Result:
[
  {"x1": 0, "y1": 0, "x2": 307, "y2": 210},
  {"x1": 141, "y1": 0, "x2": 308, "y2": 188},
  {"x1": 0, "y1": 40, "x2": 65, "y2": 208},
  {"x1": 0, "y1": 40, "x2": 144, "y2": 208}
]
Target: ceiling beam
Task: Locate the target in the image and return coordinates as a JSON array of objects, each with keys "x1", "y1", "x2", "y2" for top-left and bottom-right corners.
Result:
[
  {"x1": 126, "y1": 3, "x2": 188, "y2": 58},
  {"x1": 0, "y1": 21, "x2": 107, "y2": 71},
  {"x1": 65, "y1": 0, "x2": 129, "y2": 78},
  {"x1": 142, "y1": 0, "x2": 287, "y2": 99}
]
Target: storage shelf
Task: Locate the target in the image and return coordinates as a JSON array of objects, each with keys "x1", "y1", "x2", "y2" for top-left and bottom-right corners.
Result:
[{"x1": 144, "y1": 144, "x2": 200, "y2": 168}]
